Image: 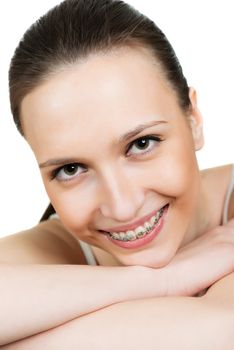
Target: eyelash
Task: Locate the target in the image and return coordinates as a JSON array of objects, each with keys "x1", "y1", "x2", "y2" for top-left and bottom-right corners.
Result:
[
  {"x1": 50, "y1": 163, "x2": 87, "y2": 182},
  {"x1": 50, "y1": 135, "x2": 163, "y2": 182},
  {"x1": 126, "y1": 135, "x2": 162, "y2": 157}
]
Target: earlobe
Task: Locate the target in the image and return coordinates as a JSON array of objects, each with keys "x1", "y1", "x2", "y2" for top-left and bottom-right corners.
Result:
[{"x1": 188, "y1": 87, "x2": 204, "y2": 151}]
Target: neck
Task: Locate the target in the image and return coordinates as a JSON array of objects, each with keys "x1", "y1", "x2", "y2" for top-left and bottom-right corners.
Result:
[{"x1": 181, "y1": 172, "x2": 215, "y2": 246}]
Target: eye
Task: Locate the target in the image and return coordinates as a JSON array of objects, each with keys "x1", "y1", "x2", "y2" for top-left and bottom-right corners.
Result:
[
  {"x1": 51, "y1": 163, "x2": 87, "y2": 182},
  {"x1": 126, "y1": 135, "x2": 162, "y2": 157}
]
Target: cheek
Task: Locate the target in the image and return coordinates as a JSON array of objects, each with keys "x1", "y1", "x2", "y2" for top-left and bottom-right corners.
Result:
[
  {"x1": 45, "y1": 184, "x2": 97, "y2": 234},
  {"x1": 144, "y1": 139, "x2": 199, "y2": 198}
]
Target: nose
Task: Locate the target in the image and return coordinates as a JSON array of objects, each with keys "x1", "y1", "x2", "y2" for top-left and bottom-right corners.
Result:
[{"x1": 99, "y1": 167, "x2": 144, "y2": 221}]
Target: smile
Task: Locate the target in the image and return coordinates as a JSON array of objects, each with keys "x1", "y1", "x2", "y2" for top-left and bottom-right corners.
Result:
[
  {"x1": 110, "y1": 208, "x2": 164, "y2": 241},
  {"x1": 104, "y1": 204, "x2": 169, "y2": 243}
]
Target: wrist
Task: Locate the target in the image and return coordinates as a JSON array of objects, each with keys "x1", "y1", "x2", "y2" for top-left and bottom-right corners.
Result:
[{"x1": 125, "y1": 265, "x2": 169, "y2": 299}]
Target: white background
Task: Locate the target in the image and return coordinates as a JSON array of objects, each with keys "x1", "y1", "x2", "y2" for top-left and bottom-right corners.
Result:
[{"x1": 0, "y1": 0, "x2": 233, "y2": 238}]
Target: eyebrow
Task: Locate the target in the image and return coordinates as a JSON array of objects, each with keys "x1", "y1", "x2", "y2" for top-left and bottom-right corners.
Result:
[
  {"x1": 118, "y1": 120, "x2": 166, "y2": 143},
  {"x1": 39, "y1": 119, "x2": 166, "y2": 169}
]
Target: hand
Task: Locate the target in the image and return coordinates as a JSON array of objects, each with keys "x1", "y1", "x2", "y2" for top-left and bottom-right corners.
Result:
[{"x1": 163, "y1": 219, "x2": 234, "y2": 296}]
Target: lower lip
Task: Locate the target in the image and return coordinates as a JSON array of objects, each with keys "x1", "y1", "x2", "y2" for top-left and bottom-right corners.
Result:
[{"x1": 106, "y1": 205, "x2": 168, "y2": 249}]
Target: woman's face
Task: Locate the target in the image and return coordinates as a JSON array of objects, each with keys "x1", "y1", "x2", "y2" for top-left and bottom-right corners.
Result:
[{"x1": 21, "y1": 46, "x2": 204, "y2": 267}]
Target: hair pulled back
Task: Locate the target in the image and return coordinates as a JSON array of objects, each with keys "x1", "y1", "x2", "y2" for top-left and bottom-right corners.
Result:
[{"x1": 9, "y1": 0, "x2": 190, "y2": 135}]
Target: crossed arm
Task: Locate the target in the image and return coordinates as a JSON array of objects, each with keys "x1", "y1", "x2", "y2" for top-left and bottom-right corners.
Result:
[
  {"x1": 1, "y1": 219, "x2": 234, "y2": 349},
  {"x1": 3, "y1": 273, "x2": 234, "y2": 350}
]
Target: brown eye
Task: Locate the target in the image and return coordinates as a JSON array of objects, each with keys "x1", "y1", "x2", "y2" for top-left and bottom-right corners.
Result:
[
  {"x1": 52, "y1": 163, "x2": 87, "y2": 182},
  {"x1": 135, "y1": 138, "x2": 150, "y2": 150},
  {"x1": 126, "y1": 136, "x2": 162, "y2": 156},
  {"x1": 63, "y1": 164, "x2": 79, "y2": 175}
]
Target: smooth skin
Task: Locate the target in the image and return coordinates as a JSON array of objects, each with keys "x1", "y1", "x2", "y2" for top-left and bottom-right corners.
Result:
[
  {"x1": 4, "y1": 274, "x2": 234, "y2": 350},
  {"x1": 1, "y1": 225, "x2": 234, "y2": 349},
  {"x1": 21, "y1": 46, "x2": 221, "y2": 267},
  {"x1": 1, "y1": 46, "x2": 234, "y2": 348}
]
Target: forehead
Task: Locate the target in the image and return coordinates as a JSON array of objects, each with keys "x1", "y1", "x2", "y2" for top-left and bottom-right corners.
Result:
[{"x1": 21, "y1": 46, "x2": 181, "y2": 160}]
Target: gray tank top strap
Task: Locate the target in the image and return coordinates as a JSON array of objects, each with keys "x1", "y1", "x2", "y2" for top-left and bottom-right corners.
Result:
[
  {"x1": 79, "y1": 240, "x2": 98, "y2": 265},
  {"x1": 222, "y1": 164, "x2": 234, "y2": 224}
]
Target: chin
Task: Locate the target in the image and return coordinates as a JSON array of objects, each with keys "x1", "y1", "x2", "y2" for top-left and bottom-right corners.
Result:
[{"x1": 115, "y1": 246, "x2": 177, "y2": 268}]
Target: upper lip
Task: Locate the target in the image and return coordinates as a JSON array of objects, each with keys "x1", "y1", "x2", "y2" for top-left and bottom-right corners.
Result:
[{"x1": 100, "y1": 204, "x2": 168, "y2": 233}]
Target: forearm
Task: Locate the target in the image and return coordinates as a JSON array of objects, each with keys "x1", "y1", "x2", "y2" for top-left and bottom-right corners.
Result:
[
  {"x1": 2, "y1": 222, "x2": 234, "y2": 347},
  {"x1": 5, "y1": 294, "x2": 234, "y2": 350},
  {"x1": 0, "y1": 263, "x2": 164, "y2": 346}
]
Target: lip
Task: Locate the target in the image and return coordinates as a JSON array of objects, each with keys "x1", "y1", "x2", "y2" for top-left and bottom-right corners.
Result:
[
  {"x1": 105, "y1": 204, "x2": 168, "y2": 249},
  {"x1": 101, "y1": 204, "x2": 168, "y2": 233}
]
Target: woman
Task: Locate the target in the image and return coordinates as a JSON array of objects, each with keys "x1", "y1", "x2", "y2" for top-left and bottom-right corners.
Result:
[{"x1": 1, "y1": 0, "x2": 234, "y2": 348}]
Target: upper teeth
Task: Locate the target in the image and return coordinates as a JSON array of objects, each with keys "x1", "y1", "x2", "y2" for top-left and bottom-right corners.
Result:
[{"x1": 109, "y1": 207, "x2": 164, "y2": 242}]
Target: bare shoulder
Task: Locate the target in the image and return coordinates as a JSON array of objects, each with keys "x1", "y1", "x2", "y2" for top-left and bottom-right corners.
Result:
[
  {"x1": 0, "y1": 219, "x2": 86, "y2": 265},
  {"x1": 201, "y1": 164, "x2": 232, "y2": 188},
  {"x1": 201, "y1": 164, "x2": 234, "y2": 220}
]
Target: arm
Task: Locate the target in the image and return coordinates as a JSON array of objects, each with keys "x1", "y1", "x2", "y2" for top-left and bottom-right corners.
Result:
[
  {"x1": 0, "y1": 263, "x2": 165, "y2": 346},
  {"x1": 0, "y1": 220, "x2": 166, "y2": 345},
  {"x1": 0, "y1": 217, "x2": 162, "y2": 346},
  {"x1": 1, "y1": 219, "x2": 234, "y2": 346},
  {"x1": 4, "y1": 273, "x2": 234, "y2": 350}
]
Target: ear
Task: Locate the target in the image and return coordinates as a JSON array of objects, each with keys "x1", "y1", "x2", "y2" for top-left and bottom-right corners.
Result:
[{"x1": 188, "y1": 87, "x2": 204, "y2": 151}]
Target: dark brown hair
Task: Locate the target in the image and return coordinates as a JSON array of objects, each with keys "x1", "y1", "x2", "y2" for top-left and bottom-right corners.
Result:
[{"x1": 9, "y1": 0, "x2": 191, "y2": 135}]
